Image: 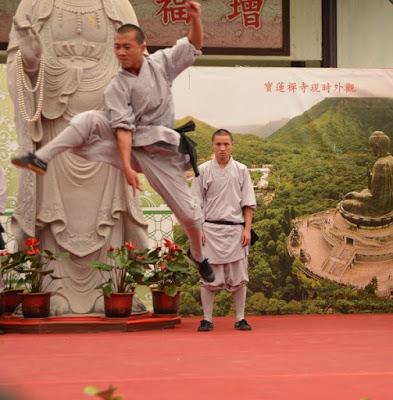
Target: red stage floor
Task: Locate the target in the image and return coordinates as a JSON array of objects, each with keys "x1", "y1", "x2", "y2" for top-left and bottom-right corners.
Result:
[{"x1": 1, "y1": 314, "x2": 393, "y2": 400}]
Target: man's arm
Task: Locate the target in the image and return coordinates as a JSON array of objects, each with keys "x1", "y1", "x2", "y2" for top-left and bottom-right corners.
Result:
[
  {"x1": 241, "y1": 206, "x2": 253, "y2": 247},
  {"x1": 186, "y1": 1, "x2": 203, "y2": 49},
  {"x1": 116, "y1": 128, "x2": 142, "y2": 195}
]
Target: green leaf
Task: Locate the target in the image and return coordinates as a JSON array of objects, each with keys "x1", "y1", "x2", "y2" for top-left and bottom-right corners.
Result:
[
  {"x1": 164, "y1": 285, "x2": 178, "y2": 296},
  {"x1": 84, "y1": 386, "x2": 99, "y2": 396},
  {"x1": 102, "y1": 284, "x2": 114, "y2": 298},
  {"x1": 90, "y1": 262, "x2": 113, "y2": 272}
]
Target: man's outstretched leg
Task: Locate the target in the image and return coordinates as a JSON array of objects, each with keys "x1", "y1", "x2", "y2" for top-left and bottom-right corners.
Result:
[
  {"x1": 12, "y1": 111, "x2": 119, "y2": 173},
  {"x1": 132, "y1": 147, "x2": 215, "y2": 283}
]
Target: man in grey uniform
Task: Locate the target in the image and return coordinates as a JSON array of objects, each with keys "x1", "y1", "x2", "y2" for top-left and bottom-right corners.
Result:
[
  {"x1": 12, "y1": 0, "x2": 214, "y2": 283},
  {"x1": 191, "y1": 129, "x2": 256, "y2": 331}
]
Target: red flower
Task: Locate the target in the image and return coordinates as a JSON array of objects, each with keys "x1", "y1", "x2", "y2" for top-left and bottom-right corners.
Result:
[
  {"x1": 107, "y1": 246, "x2": 115, "y2": 252},
  {"x1": 25, "y1": 237, "x2": 40, "y2": 247},
  {"x1": 124, "y1": 241, "x2": 136, "y2": 251},
  {"x1": 163, "y1": 238, "x2": 179, "y2": 253},
  {"x1": 170, "y1": 244, "x2": 179, "y2": 252},
  {"x1": 163, "y1": 238, "x2": 173, "y2": 247},
  {"x1": 159, "y1": 262, "x2": 167, "y2": 271},
  {"x1": 0, "y1": 250, "x2": 10, "y2": 256},
  {"x1": 26, "y1": 247, "x2": 39, "y2": 256}
]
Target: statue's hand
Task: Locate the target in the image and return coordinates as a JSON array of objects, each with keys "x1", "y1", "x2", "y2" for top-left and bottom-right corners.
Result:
[
  {"x1": 344, "y1": 189, "x2": 371, "y2": 201},
  {"x1": 13, "y1": 15, "x2": 42, "y2": 72},
  {"x1": 343, "y1": 191, "x2": 356, "y2": 200}
]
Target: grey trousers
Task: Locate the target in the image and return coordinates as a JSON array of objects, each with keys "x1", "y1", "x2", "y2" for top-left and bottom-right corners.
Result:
[{"x1": 36, "y1": 111, "x2": 205, "y2": 262}]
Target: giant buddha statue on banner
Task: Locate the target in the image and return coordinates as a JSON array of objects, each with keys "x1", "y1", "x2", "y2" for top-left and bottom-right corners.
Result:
[
  {"x1": 7, "y1": 0, "x2": 149, "y2": 315},
  {"x1": 288, "y1": 130, "x2": 393, "y2": 296},
  {"x1": 341, "y1": 131, "x2": 393, "y2": 219}
]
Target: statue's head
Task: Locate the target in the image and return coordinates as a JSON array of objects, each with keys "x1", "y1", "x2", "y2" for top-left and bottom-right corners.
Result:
[{"x1": 369, "y1": 131, "x2": 391, "y2": 157}]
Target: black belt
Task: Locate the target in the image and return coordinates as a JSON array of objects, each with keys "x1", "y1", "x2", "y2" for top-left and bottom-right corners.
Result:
[
  {"x1": 205, "y1": 220, "x2": 244, "y2": 226},
  {"x1": 175, "y1": 120, "x2": 199, "y2": 177},
  {"x1": 204, "y1": 220, "x2": 259, "y2": 246}
]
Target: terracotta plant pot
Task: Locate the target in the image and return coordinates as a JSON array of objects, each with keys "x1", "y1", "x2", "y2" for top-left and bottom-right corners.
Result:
[
  {"x1": 152, "y1": 290, "x2": 180, "y2": 315},
  {"x1": 21, "y1": 292, "x2": 51, "y2": 318},
  {"x1": 104, "y1": 293, "x2": 134, "y2": 318},
  {"x1": 1, "y1": 289, "x2": 24, "y2": 314}
]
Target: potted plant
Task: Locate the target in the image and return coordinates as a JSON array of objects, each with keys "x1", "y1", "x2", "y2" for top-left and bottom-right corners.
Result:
[
  {"x1": 11, "y1": 237, "x2": 66, "y2": 318},
  {"x1": 0, "y1": 249, "x2": 24, "y2": 314},
  {"x1": 90, "y1": 242, "x2": 148, "y2": 318},
  {"x1": 142, "y1": 238, "x2": 193, "y2": 315}
]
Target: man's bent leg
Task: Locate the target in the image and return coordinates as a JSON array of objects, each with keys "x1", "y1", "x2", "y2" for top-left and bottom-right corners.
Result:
[
  {"x1": 133, "y1": 148, "x2": 204, "y2": 260},
  {"x1": 133, "y1": 148, "x2": 214, "y2": 282}
]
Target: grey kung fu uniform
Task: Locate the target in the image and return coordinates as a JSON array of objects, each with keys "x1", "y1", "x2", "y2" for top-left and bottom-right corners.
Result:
[
  {"x1": 36, "y1": 37, "x2": 206, "y2": 261},
  {"x1": 191, "y1": 158, "x2": 257, "y2": 290}
]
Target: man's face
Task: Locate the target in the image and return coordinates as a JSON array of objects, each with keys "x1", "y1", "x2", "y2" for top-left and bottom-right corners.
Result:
[
  {"x1": 114, "y1": 31, "x2": 146, "y2": 73},
  {"x1": 212, "y1": 134, "x2": 233, "y2": 163}
]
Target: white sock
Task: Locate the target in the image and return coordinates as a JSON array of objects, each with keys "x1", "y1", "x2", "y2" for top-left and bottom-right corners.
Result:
[
  {"x1": 200, "y1": 287, "x2": 215, "y2": 322},
  {"x1": 233, "y1": 286, "x2": 247, "y2": 322}
]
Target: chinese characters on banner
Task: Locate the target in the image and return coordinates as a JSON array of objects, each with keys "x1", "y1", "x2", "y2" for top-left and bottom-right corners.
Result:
[
  {"x1": 264, "y1": 81, "x2": 357, "y2": 94},
  {"x1": 155, "y1": 0, "x2": 266, "y2": 29}
]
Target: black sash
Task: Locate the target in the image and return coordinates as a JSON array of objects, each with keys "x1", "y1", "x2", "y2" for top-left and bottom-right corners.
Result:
[
  {"x1": 204, "y1": 220, "x2": 259, "y2": 246},
  {"x1": 175, "y1": 120, "x2": 199, "y2": 177}
]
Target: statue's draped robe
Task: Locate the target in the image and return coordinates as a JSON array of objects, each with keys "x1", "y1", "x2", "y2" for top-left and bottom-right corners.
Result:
[
  {"x1": 7, "y1": 0, "x2": 148, "y2": 314},
  {"x1": 369, "y1": 155, "x2": 393, "y2": 214},
  {"x1": 343, "y1": 155, "x2": 393, "y2": 217}
]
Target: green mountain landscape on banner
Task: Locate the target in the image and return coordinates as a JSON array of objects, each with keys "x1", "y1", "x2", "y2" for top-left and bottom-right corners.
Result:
[
  {"x1": 270, "y1": 97, "x2": 393, "y2": 152},
  {"x1": 177, "y1": 98, "x2": 393, "y2": 316}
]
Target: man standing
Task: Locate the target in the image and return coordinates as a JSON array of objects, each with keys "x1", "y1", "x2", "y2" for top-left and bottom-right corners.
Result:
[
  {"x1": 12, "y1": 1, "x2": 214, "y2": 283},
  {"x1": 191, "y1": 129, "x2": 256, "y2": 331}
]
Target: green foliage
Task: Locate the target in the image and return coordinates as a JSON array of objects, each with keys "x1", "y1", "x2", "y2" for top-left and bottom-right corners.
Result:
[
  {"x1": 84, "y1": 385, "x2": 122, "y2": 400},
  {"x1": 1, "y1": 237, "x2": 67, "y2": 293},
  {"x1": 364, "y1": 277, "x2": 378, "y2": 295},
  {"x1": 90, "y1": 243, "x2": 148, "y2": 296},
  {"x1": 0, "y1": 250, "x2": 24, "y2": 291},
  {"x1": 213, "y1": 291, "x2": 234, "y2": 316},
  {"x1": 141, "y1": 239, "x2": 194, "y2": 296},
  {"x1": 178, "y1": 291, "x2": 202, "y2": 316}
]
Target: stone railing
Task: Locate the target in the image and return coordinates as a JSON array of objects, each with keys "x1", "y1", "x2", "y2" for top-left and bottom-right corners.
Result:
[{"x1": 0, "y1": 208, "x2": 177, "y2": 251}]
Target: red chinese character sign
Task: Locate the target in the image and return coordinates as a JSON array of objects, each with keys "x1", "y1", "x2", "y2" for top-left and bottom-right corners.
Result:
[
  {"x1": 133, "y1": 0, "x2": 289, "y2": 56},
  {"x1": 155, "y1": 0, "x2": 191, "y2": 25},
  {"x1": 227, "y1": 0, "x2": 265, "y2": 30}
]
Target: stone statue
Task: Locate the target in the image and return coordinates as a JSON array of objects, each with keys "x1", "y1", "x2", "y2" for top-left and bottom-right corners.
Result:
[
  {"x1": 342, "y1": 131, "x2": 393, "y2": 217},
  {"x1": 7, "y1": 0, "x2": 149, "y2": 315}
]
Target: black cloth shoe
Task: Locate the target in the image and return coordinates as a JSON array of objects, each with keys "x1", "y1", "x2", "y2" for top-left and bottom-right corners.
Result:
[
  {"x1": 198, "y1": 319, "x2": 214, "y2": 332},
  {"x1": 11, "y1": 152, "x2": 47, "y2": 175},
  {"x1": 187, "y1": 249, "x2": 215, "y2": 283},
  {"x1": 234, "y1": 319, "x2": 252, "y2": 331}
]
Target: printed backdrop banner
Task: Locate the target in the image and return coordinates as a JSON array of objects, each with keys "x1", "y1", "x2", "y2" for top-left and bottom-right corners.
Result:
[
  {"x1": 171, "y1": 67, "x2": 393, "y2": 298},
  {"x1": 2, "y1": 66, "x2": 393, "y2": 297},
  {"x1": 173, "y1": 67, "x2": 393, "y2": 137}
]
